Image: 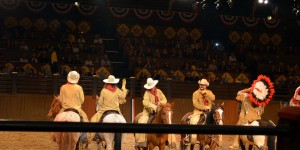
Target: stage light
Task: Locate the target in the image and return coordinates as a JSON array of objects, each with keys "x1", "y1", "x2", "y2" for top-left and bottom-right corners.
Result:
[{"x1": 74, "y1": 1, "x2": 80, "y2": 7}]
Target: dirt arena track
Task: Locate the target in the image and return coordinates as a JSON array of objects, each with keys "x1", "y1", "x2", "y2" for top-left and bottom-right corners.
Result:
[{"x1": 0, "y1": 132, "x2": 236, "y2": 150}]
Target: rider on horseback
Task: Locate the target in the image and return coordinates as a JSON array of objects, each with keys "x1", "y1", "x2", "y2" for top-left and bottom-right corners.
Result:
[
  {"x1": 189, "y1": 78, "x2": 215, "y2": 144},
  {"x1": 229, "y1": 88, "x2": 265, "y2": 149},
  {"x1": 90, "y1": 75, "x2": 128, "y2": 139},
  {"x1": 290, "y1": 86, "x2": 300, "y2": 106},
  {"x1": 58, "y1": 71, "x2": 89, "y2": 122},
  {"x1": 135, "y1": 78, "x2": 168, "y2": 148},
  {"x1": 58, "y1": 71, "x2": 90, "y2": 141}
]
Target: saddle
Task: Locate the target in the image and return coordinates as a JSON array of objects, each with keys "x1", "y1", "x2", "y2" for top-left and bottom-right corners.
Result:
[
  {"x1": 98, "y1": 110, "x2": 119, "y2": 123},
  {"x1": 64, "y1": 108, "x2": 83, "y2": 122}
]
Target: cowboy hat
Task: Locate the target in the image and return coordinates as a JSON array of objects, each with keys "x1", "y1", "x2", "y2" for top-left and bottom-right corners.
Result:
[
  {"x1": 103, "y1": 75, "x2": 119, "y2": 84},
  {"x1": 198, "y1": 79, "x2": 209, "y2": 86},
  {"x1": 67, "y1": 71, "x2": 80, "y2": 84},
  {"x1": 144, "y1": 78, "x2": 158, "y2": 89}
]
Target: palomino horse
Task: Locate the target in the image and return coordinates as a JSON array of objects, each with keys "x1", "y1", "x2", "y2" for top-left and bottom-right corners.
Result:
[
  {"x1": 47, "y1": 96, "x2": 86, "y2": 150},
  {"x1": 133, "y1": 102, "x2": 174, "y2": 150},
  {"x1": 180, "y1": 102, "x2": 224, "y2": 150},
  {"x1": 240, "y1": 119, "x2": 277, "y2": 150},
  {"x1": 93, "y1": 111, "x2": 127, "y2": 150}
]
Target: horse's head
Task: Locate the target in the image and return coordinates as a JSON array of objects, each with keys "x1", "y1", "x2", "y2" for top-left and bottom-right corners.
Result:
[
  {"x1": 157, "y1": 102, "x2": 174, "y2": 124},
  {"x1": 212, "y1": 101, "x2": 224, "y2": 125},
  {"x1": 47, "y1": 96, "x2": 62, "y2": 119}
]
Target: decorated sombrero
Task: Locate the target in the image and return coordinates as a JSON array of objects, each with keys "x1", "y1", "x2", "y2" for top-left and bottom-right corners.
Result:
[{"x1": 249, "y1": 75, "x2": 275, "y2": 107}]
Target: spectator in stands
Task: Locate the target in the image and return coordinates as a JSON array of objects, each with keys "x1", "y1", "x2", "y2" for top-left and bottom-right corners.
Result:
[
  {"x1": 135, "y1": 57, "x2": 144, "y2": 69},
  {"x1": 77, "y1": 34, "x2": 86, "y2": 45},
  {"x1": 152, "y1": 58, "x2": 160, "y2": 70},
  {"x1": 144, "y1": 57, "x2": 152, "y2": 69},
  {"x1": 144, "y1": 47, "x2": 152, "y2": 57},
  {"x1": 84, "y1": 56, "x2": 94, "y2": 66},
  {"x1": 19, "y1": 40, "x2": 29, "y2": 51},
  {"x1": 101, "y1": 54, "x2": 111, "y2": 69},
  {"x1": 135, "y1": 78, "x2": 168, "y2": 148},
  {"x1": 38, "y1": 51, "x2": 50, "y2": 64},
  {"x1": 161, "y1": 48, "x2": 168, "y2": 58},
  {"x1": 189, "y1": 79, "x2": 215, "y2": 144},
  {"x1": 30, "y1": 53, "x2": 38, "y2": 63},
  {"x1": 19, "y1": 54, "x2": 28, "y2": 63},
  {"x1": 152, "y1": 70, "x2": 161, "y2": 80},
  {"x1": 207, "y1": 60, "x2": 218, "y2": 72},
  {"x1": 153, "y1": 48, "x2": 161, "y2": 58},
  {"x1": 73, "y1": 54, "x2": 83, "y2": 65},
  {"x1": 50, "y1": 48, "x2": 59, "y2": 74},
  {"x1": 72, "y1": 43, "x2": 80, "y2": 53}
]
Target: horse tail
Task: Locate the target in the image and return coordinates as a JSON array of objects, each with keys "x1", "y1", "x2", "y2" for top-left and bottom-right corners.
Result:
[{"x1": 267, "y1": 120, "x2": 277, "y2": 150}]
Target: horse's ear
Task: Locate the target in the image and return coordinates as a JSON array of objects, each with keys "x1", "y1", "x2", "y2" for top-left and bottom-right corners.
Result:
[
  {"x1": 220, "y1": 101, "x2": 225, "y2": 106},
  {"x1": 169, "y1": 101, "x2": 175, "y2": 107}
]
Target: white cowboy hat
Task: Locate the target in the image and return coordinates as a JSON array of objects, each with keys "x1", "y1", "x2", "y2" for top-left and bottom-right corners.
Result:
[
  {"x1": 198, "y1": 79, "x2": 209, "y2": 86},
  {"x1": 144, "y1": 78, "x2": 158, "y2": 89},
  {"x1": 103, "y1": 75, "x2": 119, "y2": 84},
  {"x1": 67, "y1": 71, "x2": 80, "y2": 84}
]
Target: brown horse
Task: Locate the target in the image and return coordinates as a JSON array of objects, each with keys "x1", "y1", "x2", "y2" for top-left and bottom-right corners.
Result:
[
  {"x1": 47, "y1": 96, "x2": 86, "y2": 150},
  {"x1": 133, "y1": 102, "x2": 174, "y2": 150},
  {"x1": 180, "y1": 102, "x2": 224, "y2": 150}
]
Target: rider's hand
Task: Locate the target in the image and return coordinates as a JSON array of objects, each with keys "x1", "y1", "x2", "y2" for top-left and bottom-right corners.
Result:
[{"x1": 122, "y1": 79, "x2": 126, "y2": 89}]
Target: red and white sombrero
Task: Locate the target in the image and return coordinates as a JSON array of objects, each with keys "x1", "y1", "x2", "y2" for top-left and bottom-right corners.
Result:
[{"x1": 249, "y1": 75, "x2": 275, "y2": 107}]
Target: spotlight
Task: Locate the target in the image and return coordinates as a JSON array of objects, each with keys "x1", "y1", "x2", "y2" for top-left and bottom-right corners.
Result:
[
  {"x1": 214, "y1": 0, "x2": 220, "y2": 9},
  {"x1": 267, "y1": 16, "x2": 272, "y2": 20},
  {"x1": 258, "y1": 0, "x2": 263, "y2": 4},
  {"x1": 74, "y1": 1, "x2": 80, "y2": 7},
  {"x1": 227, "y1": 0, "x2": 233, "y2": 8}
]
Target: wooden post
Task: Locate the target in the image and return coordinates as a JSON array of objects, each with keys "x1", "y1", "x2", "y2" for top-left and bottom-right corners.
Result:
[
  {"x1": 53, "y1": 74, "x2": 59, "y2": 95},
  {"x1": 277, "y1": 106, "x2": 300, "y2": 150},
  {"x1": 92, "y1": 75, "x2": 99, "y2": 98},
  {"x1": 11, "y1": 72, "x2": 17, "y2": 94}
]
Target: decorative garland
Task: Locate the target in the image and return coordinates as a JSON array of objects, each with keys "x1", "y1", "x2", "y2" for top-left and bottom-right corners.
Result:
[
  {"x1": 0, "y1": 0, "x2": 20, "y2": 10},
  {"x1": 249, "y1": 75, "x2": 275, "y2": 107},
  {"x1": 156, "y1": 10, "x2": 175, "y2": 21},
  {"x1": 51, "y1": 3, "x2": 72, "y2": 14},
  {"x1": 77, "y1": 5, "x2": 98, "y2": 15},
  {"x1": 242, "y1": 17, "x2": 259, "y2": 27},
  {"x1": 263, "y1": 18, "x2": 280, "y2": 28},
  {"x1": 220, "y1": 15, "x2": 239, "y2": 26},
  {"x1": 178, "y1": 12, "x2": 198, "y2": 23},
  {"x1": 109, "y1": 7, "x2": 130, "y2": 18},
  {"x1": 25, "y1": 1, "x2": 46, "y2": 12},
  {"x1": 134, "y1": 9, "x2": 153, "y2": 20}
]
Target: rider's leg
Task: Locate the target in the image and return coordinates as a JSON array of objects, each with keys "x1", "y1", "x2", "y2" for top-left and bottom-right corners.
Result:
[
  {"x1": 135, "y1": 115, "x2": 149, "y2": 148},
  {"x1": 189, "y1": 114, "x2": 200, "y2": 144}
]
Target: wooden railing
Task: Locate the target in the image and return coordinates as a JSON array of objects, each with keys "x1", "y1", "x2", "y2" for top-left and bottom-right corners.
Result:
[{"x1": 0, "y1": 73, "x2": 294, "y2": 101}]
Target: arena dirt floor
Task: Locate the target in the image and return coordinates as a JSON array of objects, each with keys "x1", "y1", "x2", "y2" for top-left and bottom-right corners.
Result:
[{"x1": 0, "y1": 132, "x2": 236, "y2": 150}]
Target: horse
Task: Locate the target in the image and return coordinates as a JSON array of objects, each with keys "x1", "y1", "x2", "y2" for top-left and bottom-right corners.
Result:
[
  {"x1": 133, "y1": 102, "x2": 174, "y2": 150},
  {"x1": 93, "y1": 111, "x2": 127, "y2": 150},
  {"x1": 47, "y1": 96, "x2": 87, "y2": 150},
  {"x1": 239, "y1": 119, "x2": 277, "y2": 150},
  {"x1": 180, "y1": 102, "x2": 224, "y2": 150}
]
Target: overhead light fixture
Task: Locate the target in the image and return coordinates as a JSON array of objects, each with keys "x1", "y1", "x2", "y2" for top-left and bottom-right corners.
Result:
[
  {"x1": 214, "y1": 0, "x2": 220, "y2": 9},
  {"x1": 74, "y1": 1, "x2": 80, "y2": 7}
]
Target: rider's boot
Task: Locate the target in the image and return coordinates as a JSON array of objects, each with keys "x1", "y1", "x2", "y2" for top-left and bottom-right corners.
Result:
[{"x1": 229, "y1": 135, "x2": 240, "y2": 149}]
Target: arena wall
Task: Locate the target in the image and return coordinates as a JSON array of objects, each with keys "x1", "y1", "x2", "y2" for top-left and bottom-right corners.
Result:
[{"x1": 0, "y1": 93, "x2": 281, "y2": 125}]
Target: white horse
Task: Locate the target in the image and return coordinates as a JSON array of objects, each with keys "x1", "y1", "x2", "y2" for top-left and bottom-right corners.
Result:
[
  {"x1": 48, "y1": 97, "x2": 82, "y2": 150},
  {"x1": 95, "y1": 113, "x2": 127, "y2": 150},
  {"x1": 240, "y1": 119, "x2": 277, "y2": 150}
]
